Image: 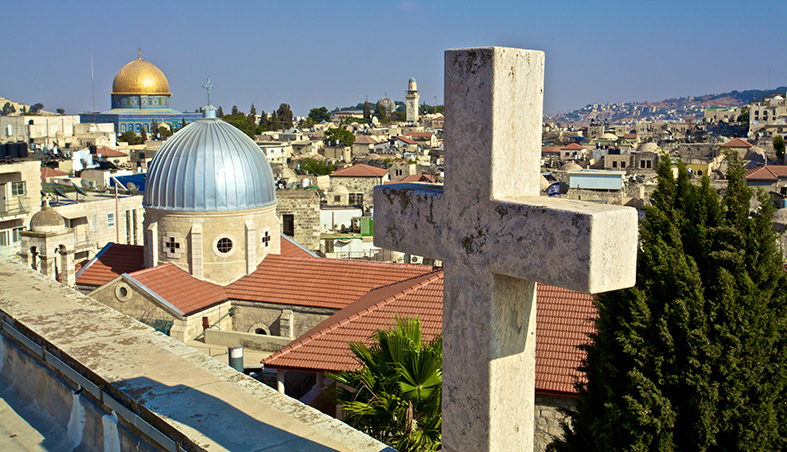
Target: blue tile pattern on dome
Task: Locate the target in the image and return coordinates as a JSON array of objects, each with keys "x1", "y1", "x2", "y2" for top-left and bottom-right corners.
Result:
[{"x1": 144, "y1": 116, "x2": 276, "y2": 211}]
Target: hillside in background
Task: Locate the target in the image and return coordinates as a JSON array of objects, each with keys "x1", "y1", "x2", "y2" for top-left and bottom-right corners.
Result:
[{"x1": 546, "y1": 86, "x2": 787, "y2": 127}]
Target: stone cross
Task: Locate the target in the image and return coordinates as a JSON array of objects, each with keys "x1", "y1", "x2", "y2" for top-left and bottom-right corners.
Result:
[
  {"x1": 202, "y1": 76, "x2": 214, "y2": 105},
  {"x1": 373, "y1": 47, "x2": 638, "y2": 451}
]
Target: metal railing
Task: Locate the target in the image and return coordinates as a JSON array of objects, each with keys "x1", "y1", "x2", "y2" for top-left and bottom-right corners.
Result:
[{"x1": 0, "y1": 196, "x2": 32, "y2": 217}]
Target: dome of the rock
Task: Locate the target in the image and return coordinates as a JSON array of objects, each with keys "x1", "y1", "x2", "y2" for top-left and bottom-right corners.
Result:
[
  {"x1": 112, "y1": 58, "x2": 171, "y2": 95},
  {"x1": 144, "y1": 108, "x2": 276, "y2": 212}
]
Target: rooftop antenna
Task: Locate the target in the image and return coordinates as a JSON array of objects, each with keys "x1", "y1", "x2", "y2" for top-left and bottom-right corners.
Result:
[
  {"x1": 202, "y1": 76, "x2": 214, "y2": 106},
  {"x1": 91, "y1": 55, "x2": 96, "y2": 126}
]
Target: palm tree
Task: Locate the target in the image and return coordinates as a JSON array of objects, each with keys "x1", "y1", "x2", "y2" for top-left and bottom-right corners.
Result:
[{"x1": 329, "y1": 317, "x2": 442, "y2": 452}]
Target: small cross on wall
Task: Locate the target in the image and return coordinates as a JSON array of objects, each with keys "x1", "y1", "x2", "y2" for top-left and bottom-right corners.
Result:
[
  {"x1": 164, "y1": 236, "x2": 180, "y2": 256},
  {"x1": 262, "y1": 231, "x2": 271, "y2": 247}
]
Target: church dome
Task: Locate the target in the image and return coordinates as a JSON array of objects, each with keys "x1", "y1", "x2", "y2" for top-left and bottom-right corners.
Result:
[
  {"x1": 560, "y1": 162, "x2": 583, "y2": 171},
  {"x1": 112, "y1": 56, "x2": 170, "y2": 95},
  {"x1": 377, "y1": 97, "x2": 395, "y2": 113},
  {"x1": 30, "y1": 206, "x2": 65, "y2": 232},
  {"x1": 144, "y1": 111, "x2": 276, "y2": 212}
]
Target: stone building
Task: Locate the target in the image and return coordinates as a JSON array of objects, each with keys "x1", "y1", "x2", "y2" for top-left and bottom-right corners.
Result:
[
  {"x1": 328, "y1": 164, "x2": 389, "y2": 213},
  {"x1": 275, "y1": 189, "x2": 320, "y2": 251},
  {"x1": 0, "y1": 160, "x2": 39, "y2": 257},
  {"x1": 749, "y1": 94, "x2": 787, "y2": 138}
]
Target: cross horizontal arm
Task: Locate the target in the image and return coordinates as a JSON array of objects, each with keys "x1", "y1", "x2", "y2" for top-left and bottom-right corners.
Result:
[
  {"x1": 485, "y1": 197, "x2": 637, "y2": 293},
  {"x1": 374, "y1": 183, "x2": 637, "y2": 294}
]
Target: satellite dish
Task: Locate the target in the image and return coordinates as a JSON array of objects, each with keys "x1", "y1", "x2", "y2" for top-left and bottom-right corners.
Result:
[
  {"x1": 72, "y1": 182, "x2": 87, "y2": 201},
  {"x1": 81, "y1": 180, "x2": 93, "y2": 190},
  {"x1": 127, "y1": 182, "x2": 139, "y2": 195},
  {"x1": 49, "y1": 184, "x2": 69, "y2": 202}
]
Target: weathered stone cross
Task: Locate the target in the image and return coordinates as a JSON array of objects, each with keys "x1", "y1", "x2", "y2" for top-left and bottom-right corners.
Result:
[{"x1": 374, "y1": 47, "x2": 638, "y2": 451}]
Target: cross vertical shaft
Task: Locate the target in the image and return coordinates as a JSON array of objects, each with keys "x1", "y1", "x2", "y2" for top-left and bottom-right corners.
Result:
[{"x1": 374, "y1": 46, "x2": 638, "y2": 452}]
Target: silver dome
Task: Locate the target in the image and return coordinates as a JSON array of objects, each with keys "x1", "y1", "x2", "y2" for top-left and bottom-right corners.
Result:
[{"x1": 144, "y1": 116, "x2": 276, "y2": 211}]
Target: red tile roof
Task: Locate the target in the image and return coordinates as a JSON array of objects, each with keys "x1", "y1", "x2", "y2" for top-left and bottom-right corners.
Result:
[
  {"x1": 76, "y1": 243, "x2": 144, "y2": 287},
  {"x1": 745, "y1": 165, "x2": 787, "y2": 180},
  {"x1": 542, "y1": 146, "x2": 561, "y2": 154},
  {"x1": 280, "y1": 234, "x2": 318, "y2": 258},
  {"x1": 561, "y1": 143, "x2": 585, "y2": 150},
  {"x1": 93, "y1": 146, "x2": 128, "y2": 158},
  {"x1": 263, "y1": 272, "x2": 596, "y2": 395},
  {"x1": 330, "y1": 164, "x2": 388, "y2": 178},
  {"x1": 395, "y1": 136, "x2": 417, "y2": 145},
  {"x1": 226, "y1": 254, "x2": 437, "y2": 310},
  {"x1": 721, "y1": 137, "x2": 753, "y2": 148},
  {"x1": 40, "y1": 167, "x2": 68, "y2": 182},
  {"x1": 623, "y1": 133, "x2": 637, "y2": 140},
  {"x1": 127, "y1": 264, "x2": 228, "y2": 315}
]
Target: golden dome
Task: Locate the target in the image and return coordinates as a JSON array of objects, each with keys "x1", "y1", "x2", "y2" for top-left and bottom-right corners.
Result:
[{"x1": 112, "y1": 55, "x2": 170, "y2": 95}]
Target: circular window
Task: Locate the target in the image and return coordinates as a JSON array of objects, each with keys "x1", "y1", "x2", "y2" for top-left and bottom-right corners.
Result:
[
  {"x1": 217, "y1": 237, "x2": 233, "y2": 254},
  {"x1": 115, "y1": 283, "x2": 132, "y2": 302}
]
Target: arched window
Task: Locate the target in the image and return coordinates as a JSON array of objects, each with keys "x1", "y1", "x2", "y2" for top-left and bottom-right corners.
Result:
[{"x1": 255, "y1": 328, "x2": 267, "y2": 335}]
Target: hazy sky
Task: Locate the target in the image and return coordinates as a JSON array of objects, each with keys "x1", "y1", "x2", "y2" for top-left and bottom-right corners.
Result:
[{"x1": 3, "y1": 0, "x2": 786, "y2": 117}]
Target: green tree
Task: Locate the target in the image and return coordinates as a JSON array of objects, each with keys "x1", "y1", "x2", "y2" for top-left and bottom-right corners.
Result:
[
  {"x1": 774, "y1": 134, "x2": 785, "y2": 160},
  {"x1": 2, "y1": 102, "x2": 16, "y2": 116},
  {"x1": 329, "y1": 318, "x2": 442, "y2": 452},
  {"x1": 308, "y1": 106, "x2": 330, "y2": 123},
  {"x1": 270, "y1": 110, "x2": 281, "y2": 131},
  {"x1": 298, "y1": 158, "x2": 335, "y2": 176},
  {"x1": 158, "y1": 126, "x2": 173, "y2": 140},
  {"x1": 257, "y1": 110, "x2": 270, "y2": 133},
  {"x1": 141, "y1": 127, "x2": 148, "y2": 142},
  {"x1": 249, "y1": 103, "x2": 257, "y2": 119},
  {"x1": 549, "y1": 152, "x2": 787, "y2": 452},
  {"x1": 739, "y1": 105, "x2": 750, "y2": 124},
  {"x1": 363, "y1": 101, "x2": 371, "y2": 120},
  {"x1": 56, "y1": 108, "x2": 65, "y2": 115},
  {"x1": 217, "y1": 106, "x2": 224, "y2": 118},
  {"x1": 391, "y1": 111, "x2": 407, "y2": 122},
  {"x1": 29, "y1": 103, "x2": 44, "y2": 114},
  {"x1": 222, "y1": 114, "x2": 257, "y2": 139},
  {"x1": 119, "y1": 130, "x2": 144, "y2": 145},
  {"x1": 375, "y1": 103, "x2": 388, "y2": 122},
  {"x1": 231, "y1": 105, "x2": 240, "y2": 116},
  {"x1": 277, "y1": 103, "x2": 294, "y2": 129},
  {"x1": 324, "y1": 128, "x2": 355, "y2": 147}
]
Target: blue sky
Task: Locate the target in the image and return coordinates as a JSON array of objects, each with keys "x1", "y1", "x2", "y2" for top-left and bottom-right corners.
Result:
[{"x1": 3, "y1": 0, "x2": 786, "y2": 116}]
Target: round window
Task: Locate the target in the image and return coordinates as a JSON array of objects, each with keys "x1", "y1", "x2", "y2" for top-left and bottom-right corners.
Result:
[
  {"x1": 119, "y1": 286, "x2": 128, "y2": 297},
  {"x1": 217, "y1": 237, "x2": 233, "y2": 254}
]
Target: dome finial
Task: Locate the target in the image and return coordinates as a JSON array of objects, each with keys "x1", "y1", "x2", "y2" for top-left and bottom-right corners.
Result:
[{"x1": 138, "y1": 47, "x2": 142, "y2": 60}]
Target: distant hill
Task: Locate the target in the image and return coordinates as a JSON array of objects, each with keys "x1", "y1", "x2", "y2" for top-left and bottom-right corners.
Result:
[{"x1": 546, "y1": 86, "x2": 787, "y2": 127}]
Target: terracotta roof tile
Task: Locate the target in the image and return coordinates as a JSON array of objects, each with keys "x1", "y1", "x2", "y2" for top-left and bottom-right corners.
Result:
[
  {"x1": 721, "y1": 137, "x2": 753, "y2": 148},
  {"x1": 561, "y1": 143, "x2": 585, "y2": 150},
  {"x1": 542, "y1": 146, "x2": 561, "y2": 154},
  {"x1": 40, "y1": 167, "x2": 68, "y2": 182},
  {"x1": 93, "y1": 146, "x2": 128, "y2": 157},
  {"x1": 330, "y1": 164, "x2": 388, "y2": 178},
  {"x1": 280, "y1": 234, "x2": 318, "y2": 258},
  {"x1": 264, "y1": 274, "x2": 596, "y2": 395},
  {"x1": 745, "y1": 165, "x2": 787, "y2": 180},
  {"x1": 624, "y1": 133, "x2": 638, "y2": 140},
  {"x1": 75, "y1": 243, "x2": 144, "y2": 287},
  {"x1": 395, "y1": 136, "x2": 417, "y2": 145},
  {"x1": 226, "y1": 255, "x2": 437, "y2": 310},
  {"x1": 405, "y1": 132, "x2": 435, "y2": 138},
  {"x1": 127, "y1": 264, "x2": 228, "y2": 315}
]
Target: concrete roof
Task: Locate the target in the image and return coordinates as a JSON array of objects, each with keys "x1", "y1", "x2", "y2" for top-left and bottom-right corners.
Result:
[{"x1": 0, "y1": 257, "x2": 391, "y2": 451}]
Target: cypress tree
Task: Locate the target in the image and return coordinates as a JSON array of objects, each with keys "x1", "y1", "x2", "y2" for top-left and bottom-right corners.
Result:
[{"x1": 549, "y1": 151, "x2": 787, "y2": 452}]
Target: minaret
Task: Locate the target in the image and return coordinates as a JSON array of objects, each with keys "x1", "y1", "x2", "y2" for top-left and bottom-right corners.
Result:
[{"x1": 405, "y1": 77, "x2": 420, "y2": 124}]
